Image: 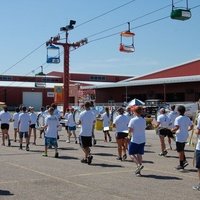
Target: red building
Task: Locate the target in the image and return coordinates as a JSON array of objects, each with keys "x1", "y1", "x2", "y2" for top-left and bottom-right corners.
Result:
[
  {"x1": 83, "y1": 59, "x2": 200, "y2": 104},
  {"x1": 0, "y1": 73, "x2": 132, "y2": 110}
]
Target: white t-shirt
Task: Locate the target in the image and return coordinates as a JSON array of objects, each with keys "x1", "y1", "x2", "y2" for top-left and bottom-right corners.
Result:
[
  {"x1": 102, "y1": 112, "x2": 111, "y2": 127},
  {"x1": 64, "y1": 112, "x2": 69, "y2": 126},
  {"x1": 128, "y1": 116, "x2": 146, "y2": 144},
  {"x1": 29, "y1": 112, "x2": 37, "y2": 125},
  {"x1": 196, "y1": 115, "x2": 200, "y2": 150},
  {"x1": 45, "y1": 115, "x2": 60, "y2": 138},
  {"x1": 18, "y1": 112, "x2": 31, "y2": 132},
  {"x1": 13, "y1": 112, "x2": 20, "y2": 129},
  {"x1": 0, "y1": 111, "x2": 12, "y2": 124},
  {"x1": 79, "y1": 110, "x2": 96, "y2": 137},
  {"x1": 113, "y1": 114, "x2": 129, "y2": 133},
  {"x1": 125, "y1": 112, "x2": 134, "y2": 123},
  {"x1": 157, "y1": 114, "x2": 170, "y2": 128},
  {"x1": 168, "y1": 111, "x2": 178, "y2": 128},
  {"x1": 67, "y1": 113, "x2": 76, "y2": 127},
  {"x1": 174, "y1": 115, "x2": 193, "y2": 142}
]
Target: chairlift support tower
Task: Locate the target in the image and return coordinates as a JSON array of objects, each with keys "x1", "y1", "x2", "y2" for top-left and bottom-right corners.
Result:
[{"x1": 46, "y1": 20, "x2": 87, "y2": 113}]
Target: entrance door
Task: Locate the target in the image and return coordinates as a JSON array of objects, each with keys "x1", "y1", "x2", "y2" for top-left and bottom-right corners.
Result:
[{"x1": 23, "y1": 92, "x2": 42, "y2": 111}]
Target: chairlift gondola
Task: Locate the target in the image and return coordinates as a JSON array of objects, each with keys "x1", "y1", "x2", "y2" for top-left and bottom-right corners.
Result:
[
  {"x1": 119, "y1": 22, "x2": 135, "y2": 53},
  {"x1": 170, "y1": 0, "x2": 191, "y2": 21},
  {"x1": 46, "y1": 44, "x2": 60, "y2": 64},
  {"x1": 35, "y1": 66, "x2": 46, "y2": 88}
]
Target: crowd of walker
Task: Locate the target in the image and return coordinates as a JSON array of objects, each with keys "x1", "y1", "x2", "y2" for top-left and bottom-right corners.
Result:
[{"x1": 0, "y1": 101, "x2": 200, "y2": 191}]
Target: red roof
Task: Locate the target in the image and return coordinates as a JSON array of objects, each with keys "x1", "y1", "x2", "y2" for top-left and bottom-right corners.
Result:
[{"x1": 135, "y1": 59, "x2": 200, "y2": 80}]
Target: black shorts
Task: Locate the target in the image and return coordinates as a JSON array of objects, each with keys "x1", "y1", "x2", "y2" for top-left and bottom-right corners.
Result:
[
  {"x1": 116, "y1": 132, "x2": 128, "y2": 139},
  {"x1": 176, "y1": 142, "x2": 186, "y2": 152},
  {"x1": 1, "y1": 123, "x2": 9, "y2": 130},
  {"x1": 159, "y1": 128, "x2": 174, "y2": 138},
  {"x1": 19, "y1": 132, "x2": 29, "y2": 138},
  {"x1": 195, "y1": 150, "x2": 200, "y2": 169},
  {"x1": 79, "y1": 136, "x2": 92, "y2": 148},
  {"x1": 29, "y1": 124, "x2": 36, "y2": 129}
]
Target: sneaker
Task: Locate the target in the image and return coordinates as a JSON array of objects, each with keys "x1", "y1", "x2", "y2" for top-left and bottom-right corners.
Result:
[
  {"x1": 122, "y1": 154, "x2": 127, "y2": 161},
  {"x1": 75, "y1": 140, "x2": 78, "y2": 144},
  {"x1": 55, "y1": 152, "x2": 59, "y2": 158},
  {"x1": 159, "y1": 150, "x2": 168, "y2": 156},
  {"x1": 116, "y1": 156, "x2": 122, "y2": 161},
  {"x1": 66, "y1": 140, "x2": 70, "y2": 143},
  {"x1": 81, "y1": 158, "x2": 88, "y2": 163},
  {"x1": 135, "y1": 165, "x2": 144, "y2": 174},
  {"x1": 192, "y1": 184, "x2": 200, "y2": 191},
  {"x1": 135, "y1": 171, "x2": 142, "y2": 177},
  {"x1": 87, "y1": 155, "x2": 93, "y2": 165},
  {"x1": 26, "y1": 145, "x2": 30, "y2": 151},
  {"x1": 175, "y1": 165, "x2": 184, "y2": 170},
  {"x1": 183, "y1": 161, "x2": 189, "y2": 168},
  {"x1": 42, "y1": 153, "x2": 48, "y2": 157}
]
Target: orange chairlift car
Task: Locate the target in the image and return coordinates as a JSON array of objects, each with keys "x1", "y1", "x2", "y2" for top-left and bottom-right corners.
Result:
[{"x1": 119, "y1": 22, "x2": 135, "y2": 53}]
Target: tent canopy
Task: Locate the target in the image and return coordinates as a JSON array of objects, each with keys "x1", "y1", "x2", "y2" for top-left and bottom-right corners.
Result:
[{"x1": 127, "y1": 98, "x2": 145, "y2": 107}]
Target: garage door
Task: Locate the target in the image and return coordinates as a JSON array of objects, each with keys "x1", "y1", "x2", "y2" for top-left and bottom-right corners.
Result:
[{"x1": 23, "y1": 92, "x2": 42, "y2": 111}]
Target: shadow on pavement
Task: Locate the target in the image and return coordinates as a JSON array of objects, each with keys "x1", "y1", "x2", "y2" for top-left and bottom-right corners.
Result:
[
  {"x1": 93, "y1": 145, "x2": 116, "y2": 148},
  {"x1": 58, "y1": 147, "x2": 78, "y2": 151},
  {"x1": 142, "y1": 174, "x2": 182, "y2": 180},
  {"x1": 91, "y1": 163, "x2": 124, "y2": 168},
  {"x1": 93, "y1": 153, "x2": 116, "y2": 157},
  {"x1": 0, "y1": 189, "x2": 14, "y2": 196},
  {"x1": 57, "y1": 155, "x2": 79, "y2": 160}
]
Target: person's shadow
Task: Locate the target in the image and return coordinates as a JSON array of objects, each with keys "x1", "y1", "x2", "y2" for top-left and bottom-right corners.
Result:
[{"x1": 0, "y1": 189, "x2": 14, "y2": 196}]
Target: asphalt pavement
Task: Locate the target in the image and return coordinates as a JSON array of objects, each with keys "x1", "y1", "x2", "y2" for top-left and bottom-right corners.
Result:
[{"x1": 0, "y1": 123, "x2": 199, "y2": 200}]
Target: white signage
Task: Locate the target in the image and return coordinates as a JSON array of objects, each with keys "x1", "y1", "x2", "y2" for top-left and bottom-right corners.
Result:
[{"x1": 47, "y1": 92, "x2": 54, "y2": 98}]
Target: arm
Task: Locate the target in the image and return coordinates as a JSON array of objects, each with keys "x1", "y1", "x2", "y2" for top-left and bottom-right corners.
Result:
[{"x1": 171, "y1": 125, "x2": 179, "y2": 133}]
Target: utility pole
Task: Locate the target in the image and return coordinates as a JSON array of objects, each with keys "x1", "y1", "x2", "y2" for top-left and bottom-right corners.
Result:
[{"x1": 46, "y1": 20, "x2": 87, "y2": 113}]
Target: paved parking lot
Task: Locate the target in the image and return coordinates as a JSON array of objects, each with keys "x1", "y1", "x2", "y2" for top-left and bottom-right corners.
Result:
[{"x1": 0, "y1": 123, "x2": 199, "y2": 200}]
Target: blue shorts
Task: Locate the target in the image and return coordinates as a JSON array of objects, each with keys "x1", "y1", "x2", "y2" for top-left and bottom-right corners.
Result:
[
  {"x1": 128, "y1": 142, "x2": 145, "y2": 155},
  {"x1": 196, "y1": 150, "x2": 200, "y2": 169},
  {"x1": 68, "y1": 126, "x2": 76, "y2": 131},
  {"x1": 45, "y1": 137, "x2": 58, "y2": 148},
  {"x1": 19, "y1": 132, "x2": 29, "y2": 138}
]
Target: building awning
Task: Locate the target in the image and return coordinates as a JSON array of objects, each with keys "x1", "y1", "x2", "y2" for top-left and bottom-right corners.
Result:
[{"x1": 81, "y1": 75, "x2": 200, "y2": 89}]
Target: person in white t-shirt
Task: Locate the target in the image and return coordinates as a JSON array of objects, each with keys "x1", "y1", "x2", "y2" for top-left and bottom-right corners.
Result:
[
  {"x1": 28, "y1": 107, "x2": 37, "y2": 145},
  {"x1": 43, "y1": 107, "x2": 60, "y2": 158},
  {"x1": 154, "y1": 108, "x2": 172, "y2": 156},
  {"x1": 36, "y1": 106, "x2": 46, "y2": 138},
  {"x1": 0, "y1": 105, "x2": 12, "y2": 146},
  {"x1": 79, "y1": 102, "x2": 96, "y2": 165},
  {"x1": 18, "y1": 106, "x2": 31, "y2": 151},
  {"x1": 128, "y1": 106, "x2": 146, "y2": 176},
  {"x1": 167, "y1": 105, "x2": 178, "y2": 150},
  {"x1": 192, "y1": 114, "x2": 200, "y2": 191},
  {"x1": 113, "y1": 107, "x2": 129, "y2": 161},
  {"x1": 64, "y1": 108, "x2": 70, "y2": 141},
  {"x1": 13, "y1": 107, "x2": 20, "y2": 142},
  {"x1": 101, "y1": 107, "x2": 112, "y2": 142},
  {"x1": 66, "y1": 108, "x2": 77, "y2": 144},
  {"x1": 172, "y1": 105, "x2": 193, "y2": 170}
]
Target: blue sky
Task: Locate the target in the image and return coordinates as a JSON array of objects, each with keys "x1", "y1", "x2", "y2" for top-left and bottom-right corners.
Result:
[{"x1": 0, "y1": 0, "x2": 199, "y2": 77}]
